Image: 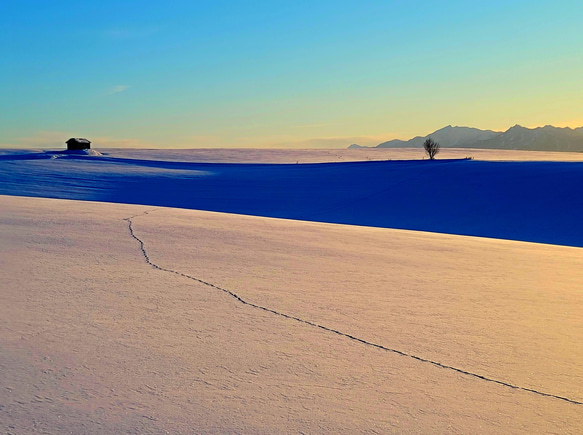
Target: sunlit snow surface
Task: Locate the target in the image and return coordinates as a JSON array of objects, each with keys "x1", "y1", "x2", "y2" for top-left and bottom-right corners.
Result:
[
  {"x1": 2, "y1": 148, "x2": 583, "y2": 433},
  {"x1": 1, "y1": 148, "x2": 582, "y2": 246}
]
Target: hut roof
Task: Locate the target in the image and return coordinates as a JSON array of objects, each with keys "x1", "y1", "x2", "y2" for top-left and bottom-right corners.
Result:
[{"x1": 66, "y1": 138, "x2": 91, "y2": 144}]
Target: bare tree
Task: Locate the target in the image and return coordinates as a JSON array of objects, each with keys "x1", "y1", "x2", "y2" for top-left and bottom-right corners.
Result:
[{"x1": 423, "y1": 137, "x2": 440, "y2": 160}]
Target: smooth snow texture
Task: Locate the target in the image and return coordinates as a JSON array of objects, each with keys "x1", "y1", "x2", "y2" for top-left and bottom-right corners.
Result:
[
  {"x1": 0, "y1": 148, "x2": 582, "y2": 246},
  {"x1": 1, "y1": 195, "x2": 582, "y2": 433}
]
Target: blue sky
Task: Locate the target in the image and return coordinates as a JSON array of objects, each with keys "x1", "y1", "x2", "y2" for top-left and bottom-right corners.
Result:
[{"x1": 1, "y1": 0, "x2": 582, "y2": 148}]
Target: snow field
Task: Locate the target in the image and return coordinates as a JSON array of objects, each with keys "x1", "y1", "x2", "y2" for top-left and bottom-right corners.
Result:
[
  {"x1": 1, "y1": 148, "x2": 583, "y2": 247},
  {"x1": 1, "y1": 195, "x2": 582, "y2": 433}
]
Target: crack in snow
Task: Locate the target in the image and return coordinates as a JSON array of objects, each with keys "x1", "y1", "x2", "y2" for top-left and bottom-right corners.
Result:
[{"x1": 124, "y1": 211, "x2": 582, "y2": 406}]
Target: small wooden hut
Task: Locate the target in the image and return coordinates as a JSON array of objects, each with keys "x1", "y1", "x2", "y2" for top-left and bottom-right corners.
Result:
[{"x1": 66, "y1": 138, "x2": 91, "y2": 150}]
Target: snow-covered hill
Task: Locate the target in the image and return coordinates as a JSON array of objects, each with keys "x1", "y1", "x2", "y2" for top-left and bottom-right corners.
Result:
[
  {"x1": 0, "y1": 149, "x2": 582, "y2": 247},
  {"x1": 2, "y1": 195, "x2": 582, "y2": 433}
]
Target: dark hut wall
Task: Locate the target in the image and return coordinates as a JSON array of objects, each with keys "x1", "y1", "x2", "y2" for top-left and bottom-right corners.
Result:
[{"x1": 66, "y1": 138, "x2": 91, "y2": 150}]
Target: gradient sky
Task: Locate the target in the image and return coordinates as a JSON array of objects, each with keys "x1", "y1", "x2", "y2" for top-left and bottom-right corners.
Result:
[{"x1": 1, "y1": 0, "x2": 582, "y2": 148}]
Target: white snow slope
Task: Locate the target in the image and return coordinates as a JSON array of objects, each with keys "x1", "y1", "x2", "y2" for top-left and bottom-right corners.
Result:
[
  {"x1": 1, "y1": 195, "x2": 582, "y2": 433},
  {"x1": 1, "y1": 148, "x2": 583, "y2": 433}
]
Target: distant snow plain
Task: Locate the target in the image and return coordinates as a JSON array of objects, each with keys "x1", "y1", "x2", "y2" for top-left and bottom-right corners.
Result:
[{"x1": 1, "y1": 147, "x2": 582, "y2": 433}]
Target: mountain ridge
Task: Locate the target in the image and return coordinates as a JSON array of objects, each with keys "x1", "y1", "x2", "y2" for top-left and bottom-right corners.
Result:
[{"x1": 371, "y1": 125, "x2": 583, "y2": 152}]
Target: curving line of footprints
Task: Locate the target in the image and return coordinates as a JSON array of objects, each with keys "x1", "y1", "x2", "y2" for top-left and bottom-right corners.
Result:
[{"x1": 124, "y1": 211, "x2": 581, "y2": 406}]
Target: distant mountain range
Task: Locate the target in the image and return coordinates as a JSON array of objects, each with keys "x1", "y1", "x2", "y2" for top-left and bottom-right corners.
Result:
[{"x1": 363, "y1": 125, "x2": 583, "y2": 152}]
